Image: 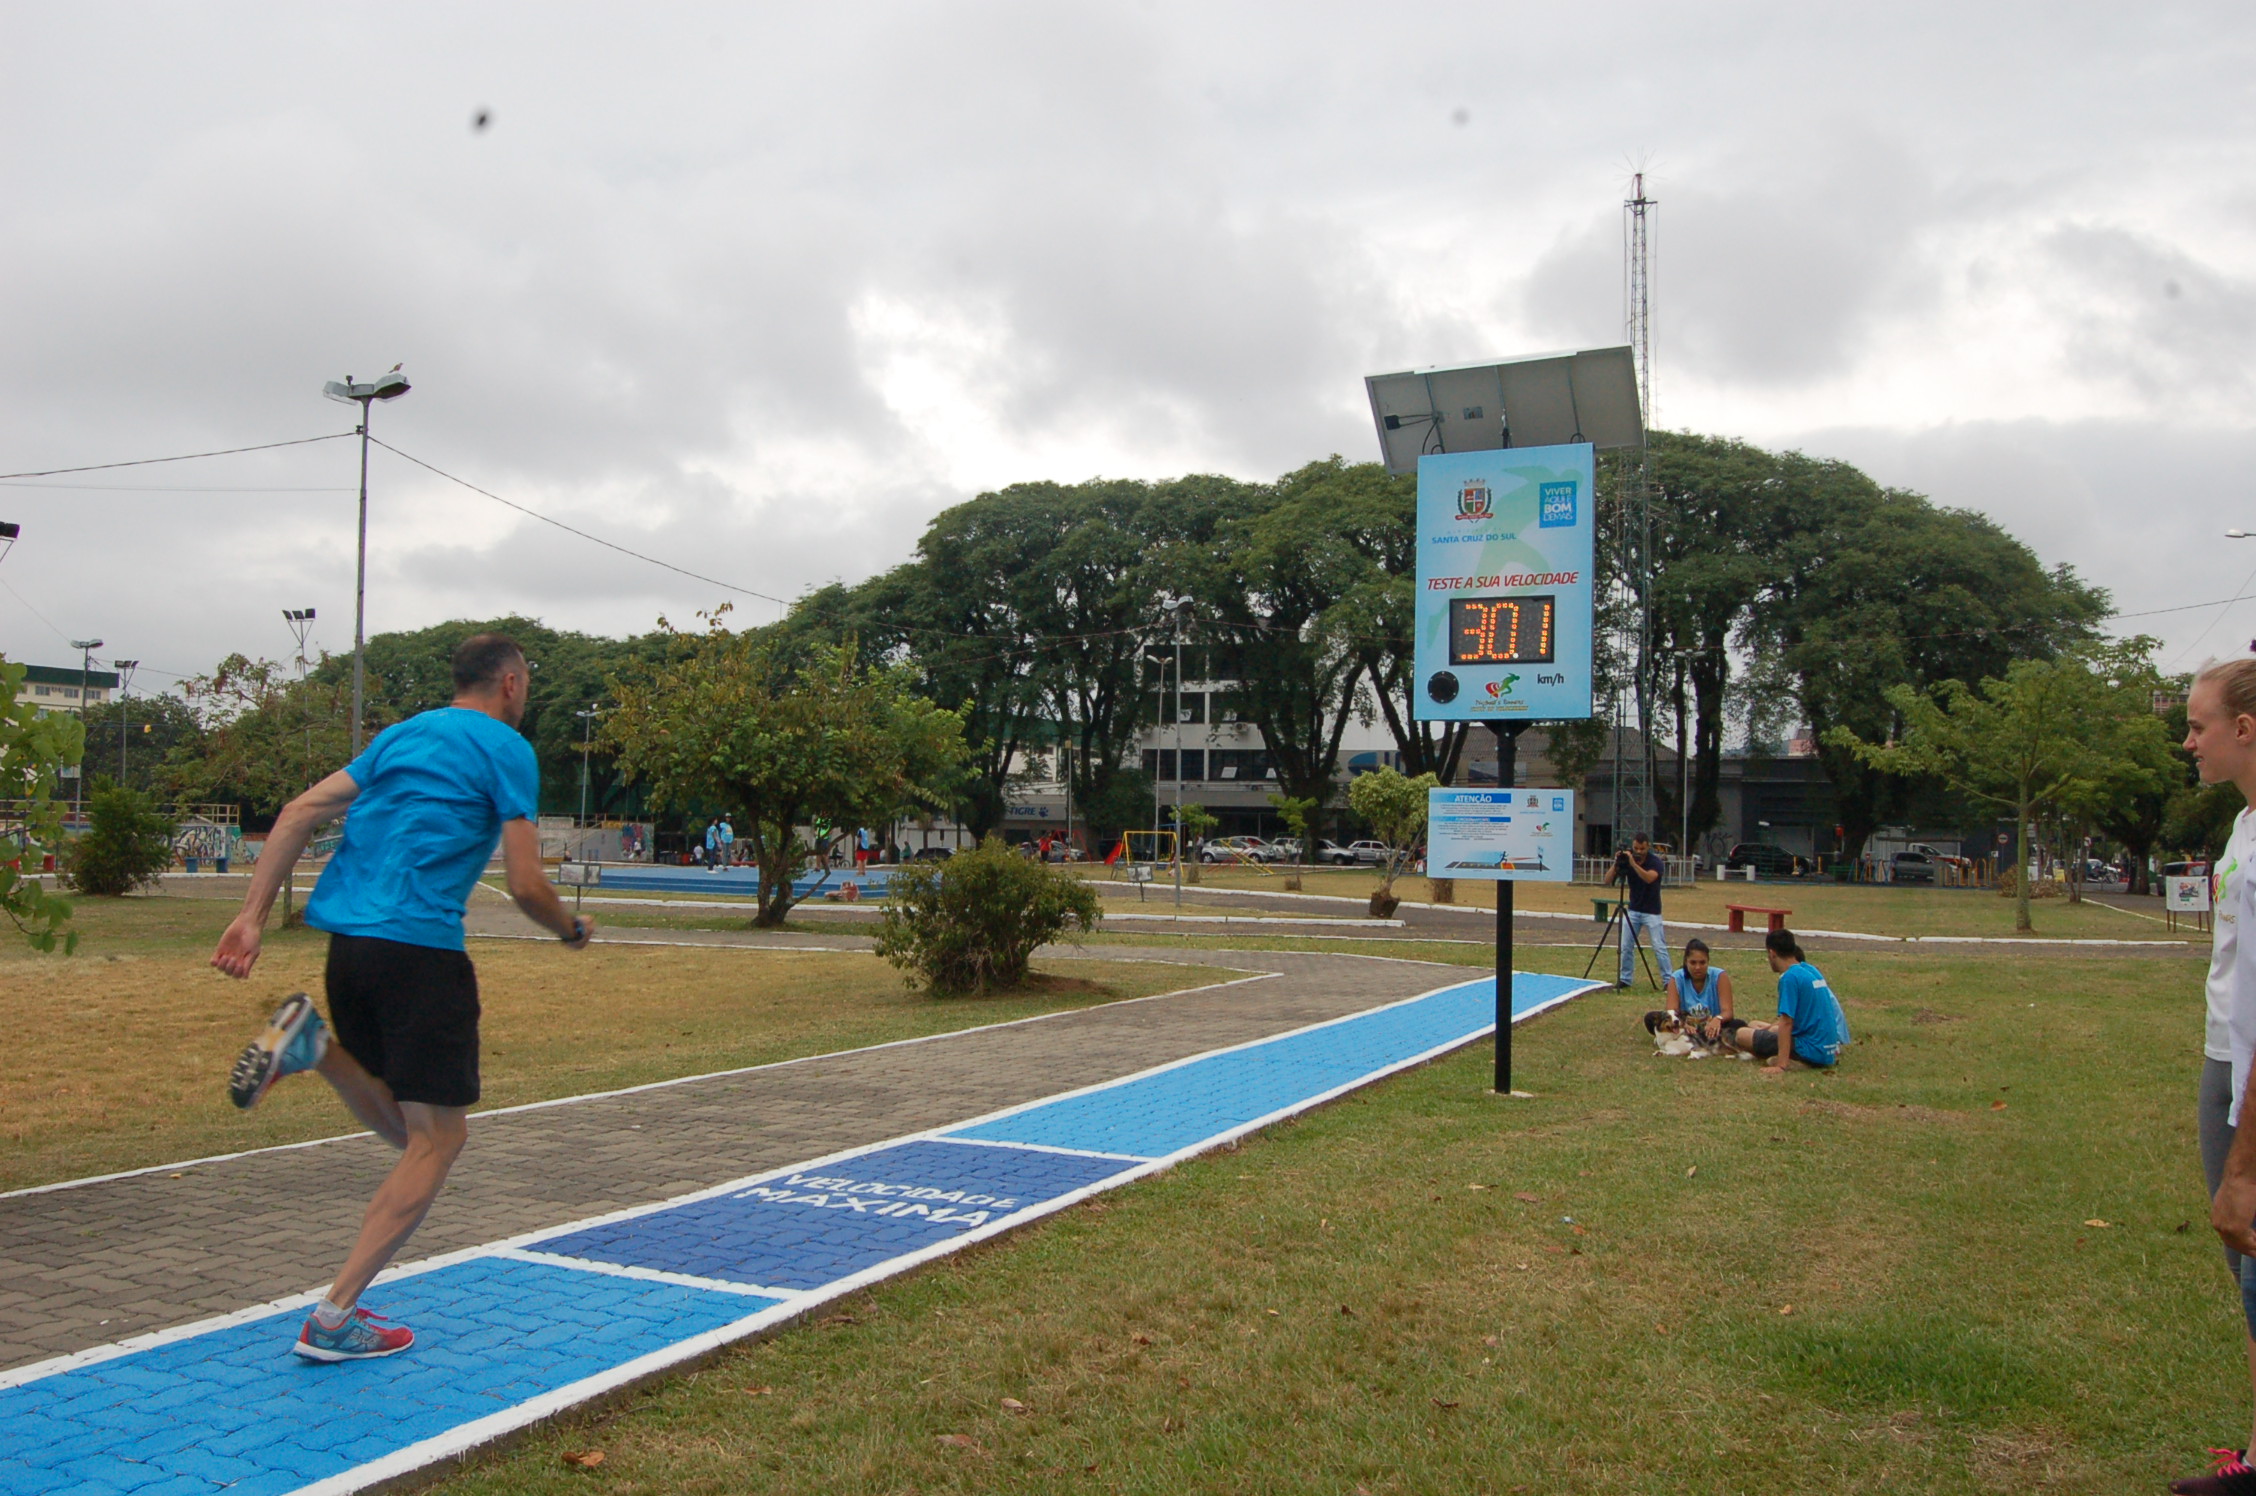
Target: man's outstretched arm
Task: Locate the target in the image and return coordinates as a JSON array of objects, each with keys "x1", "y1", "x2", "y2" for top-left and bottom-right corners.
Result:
[
  {"x1": 211, "y1": 769, "x2": 361, "y2": 979},
  {"x1": 501, "y1": 819, "x2": 592, "y2": 946}
]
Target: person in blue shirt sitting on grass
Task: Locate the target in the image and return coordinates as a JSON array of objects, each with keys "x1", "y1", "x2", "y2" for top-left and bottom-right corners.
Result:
[
  {"x1": 1643, "y1": 937, "x2": 1735, "y2": 1043},
  {"x1": 1722, "y1": 927, "x2": 1850, "y2": 1075}
]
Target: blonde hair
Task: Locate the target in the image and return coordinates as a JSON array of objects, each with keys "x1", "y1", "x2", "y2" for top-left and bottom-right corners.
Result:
[{"x1": 2194, "y1": 658, "x2": 2256, "y2": 721}]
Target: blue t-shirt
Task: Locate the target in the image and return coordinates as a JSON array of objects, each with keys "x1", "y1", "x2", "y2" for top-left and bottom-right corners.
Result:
[
  {"x1": 306, "y1": 707, "x2": 540, "y2": 951},
  {"x1": 1669, "y1": 966, "x2": 1723, "y2": 1017},
  {"x1": 1775, "y1": 961, "x2": 1851, "y2": 1065}
]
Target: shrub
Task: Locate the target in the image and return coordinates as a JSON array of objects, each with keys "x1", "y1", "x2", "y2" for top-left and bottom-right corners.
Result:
[
  {"x1": 876, "y1": 836, "x2": 1101, "y2": 995},
  {"x1": 63, "y1": 780, "x2": 176, "y2": 897}
]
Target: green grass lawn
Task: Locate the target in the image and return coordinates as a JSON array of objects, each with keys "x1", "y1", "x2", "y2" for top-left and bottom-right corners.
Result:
[
  {"x1": 0, "y1": 897, "x2": 1236, "y2": 1190},
  {"x1": 423, "y1": 946, "x2": 2231, "y2": 1495}
]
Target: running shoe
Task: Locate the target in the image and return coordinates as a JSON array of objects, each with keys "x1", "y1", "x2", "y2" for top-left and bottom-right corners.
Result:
[
  {"x1": 293, "y1": 1307, "x2": 414, "y2": 1362},
  {"x1": 227, "y1": 993, "x2": 329, "y2": 1111},
  {"x1": 2173, "y1": 1449, "x2": 2256, "y2": 1495}
]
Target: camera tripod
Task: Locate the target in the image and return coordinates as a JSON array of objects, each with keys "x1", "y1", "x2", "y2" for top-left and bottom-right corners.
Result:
[{"x1": 1581, "y1": 897, "x2": 1664, "y2": 989}]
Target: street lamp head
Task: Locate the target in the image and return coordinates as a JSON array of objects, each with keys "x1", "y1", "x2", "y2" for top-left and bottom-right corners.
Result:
[
  {"x1": 0, "y1": 521, "x2": 18, "y2": 540},
  {"x1": 2231, "y1": 529, "x2": 2250, "y2": 539},
  {"x1": 323, "y1": 370, "x2": 411, "y2": 404},
  {"x1": 70, "y1": 638, "x2": 103, "y2": 651}
]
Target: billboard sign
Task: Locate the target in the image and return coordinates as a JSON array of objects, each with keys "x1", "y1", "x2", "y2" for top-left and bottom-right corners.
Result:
[
  {"x1": 1426, "y1": 787, "x2": 1576, "y2": 882},
  {"x1": 1413, "y1": 443, "x2": 1596, "y2": 722},
  {"x1": 2168, "y1": 875, "x2": 2212, "y2": 913}
]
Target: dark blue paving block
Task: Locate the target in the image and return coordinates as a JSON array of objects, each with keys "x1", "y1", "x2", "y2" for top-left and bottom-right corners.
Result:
[
  {"x1": 950, "y1": 974, "x2": 1591, "y2": 1159},
  {"x1": 533, "y1": 1139, "x2": 1134, "y2": 1291},
  {"x1": 0, "y1": 1257, "x2": 773, "y2": 1496}
]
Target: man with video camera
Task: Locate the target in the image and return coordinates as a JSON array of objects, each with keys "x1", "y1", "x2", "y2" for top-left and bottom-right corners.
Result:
[{"x1": 1612, "y1": 830, "x2": 1667, "y2": 988}]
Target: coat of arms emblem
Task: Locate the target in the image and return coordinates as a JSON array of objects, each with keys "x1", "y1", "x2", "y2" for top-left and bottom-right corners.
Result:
[{"x1": 1456, "y1": 479, "x2": 1492, "y2": 521}]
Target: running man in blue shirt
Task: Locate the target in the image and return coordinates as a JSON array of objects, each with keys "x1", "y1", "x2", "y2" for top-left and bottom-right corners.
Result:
[
  {"x1": 210, "y1": 635, "x2": 593, "y2": 1361},
  {"x1": 1723, "y1": 927, "x2": 1850, "y2": 1074}
]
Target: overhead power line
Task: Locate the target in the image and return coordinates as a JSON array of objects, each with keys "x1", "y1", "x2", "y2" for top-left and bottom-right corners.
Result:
[
  {"x1": 0, "y1": 431, "x2": 357, "y2": 481},
  {"x1": 370, "y1": 437, "x2": 797, "y2": 610}
]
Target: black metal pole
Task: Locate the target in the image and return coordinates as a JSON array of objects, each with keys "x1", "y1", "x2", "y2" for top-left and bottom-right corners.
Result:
[{"x1": 1492, "y1": 721, "x2": 1521, "y2": 1094}]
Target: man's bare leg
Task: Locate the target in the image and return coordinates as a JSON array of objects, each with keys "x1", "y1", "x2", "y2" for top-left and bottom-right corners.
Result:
[
  {"x1": 1728, "y1": 1022, "x2": 1775, "y2": 1054},
  {"x1": 324, "y1": 1102, "x2": 468, "y2": 1311},
  {"x1": 312, "y1": 1045, "x2": 409, "y2": 1149}
]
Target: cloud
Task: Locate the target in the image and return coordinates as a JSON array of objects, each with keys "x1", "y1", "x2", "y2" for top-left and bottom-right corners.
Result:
[
  {"x1": 1, "y1": 1, "x2": 2253, "y2": 689},
  {"x1": 1519, "y1": 131, "x2": 1943, "y2": 385},
  {"x1": 2043, "y1": 224, "x2": 2256, "y2": 415}
]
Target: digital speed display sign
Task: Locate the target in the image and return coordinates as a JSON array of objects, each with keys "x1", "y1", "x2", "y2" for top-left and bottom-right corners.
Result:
[
  {"x1": 1412, "y1": 444, "x2": 1595, "y2": 721},
  {"x1": 1449, "y1": 595, "x2": 1556, "y2": 665}
]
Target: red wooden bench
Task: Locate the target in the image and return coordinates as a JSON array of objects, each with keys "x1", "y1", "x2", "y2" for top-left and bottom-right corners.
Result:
[{"x1": 1725, "y1": 904, "x2": 1792, "y2": 933}]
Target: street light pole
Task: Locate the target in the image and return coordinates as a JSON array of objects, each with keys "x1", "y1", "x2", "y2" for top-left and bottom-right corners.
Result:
[
  {"x1": 114, "y1": 660, "x2": 138, "y2": 784},
  {"x1": 1173, "y1": 606, "x2": 1185, "y2": 907},
  {"x1": 322, "y1": 370, "x2": 410, "y2": 755},
  {"x1": 577, "y1": 704, "x2": 601, "y2": 826},
  {"x1": 69, "y1": 637, "x2": 103, "y2": 815}
]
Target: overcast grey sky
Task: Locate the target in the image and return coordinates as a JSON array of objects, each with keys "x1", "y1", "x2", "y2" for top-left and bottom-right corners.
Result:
[{"x1": 2, "y1": 2, "x2": 2251, "y2": 690}]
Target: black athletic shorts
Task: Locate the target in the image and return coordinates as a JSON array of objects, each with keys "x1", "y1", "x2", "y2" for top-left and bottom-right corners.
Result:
[
  {"x1": 323, "y1": 933, "x2": 482, "y2": 1108},
  {"x1": 1747, "y1": 1027, "x2": 1831, "y2": 1068}
]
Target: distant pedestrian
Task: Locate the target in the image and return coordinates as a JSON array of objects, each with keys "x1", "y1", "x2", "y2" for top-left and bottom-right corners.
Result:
[
  {"x1": 718, "y1": 816, "x2": 736, "y2": 866},
  {"x1": 212, "y1": 634, "x2": 592, "y2": 1362}
]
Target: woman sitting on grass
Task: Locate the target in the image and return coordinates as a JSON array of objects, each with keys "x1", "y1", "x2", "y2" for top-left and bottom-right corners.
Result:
[
  {"x1": 1720, "y1": 927, "x2": 1849, "y2": 1075},
  {"x1": 1642, "y1": 937, "x2": 1735, "y2": 1043}
]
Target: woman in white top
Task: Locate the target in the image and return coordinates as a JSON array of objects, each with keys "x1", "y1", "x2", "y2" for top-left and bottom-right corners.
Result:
[{"x1": 2177, "y1": 658, "x2": 2256, "y2": 1496}]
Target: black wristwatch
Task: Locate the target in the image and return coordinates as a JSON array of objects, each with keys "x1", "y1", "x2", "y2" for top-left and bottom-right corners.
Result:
[{"x1": 560, "y1": 916, "x2": 585, "y2": 943}]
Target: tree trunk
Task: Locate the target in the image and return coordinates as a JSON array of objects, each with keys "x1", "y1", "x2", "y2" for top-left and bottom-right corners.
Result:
[
  {"x1": 2014, "y1": 799, "x2": 2033, "y2": 933},
  {"x1": 2125, "y1": 836, "x2": 2152, "y2": 895},
  {"x1": 1688, "y1": 649, "x2": 1728, "y2": 845}
]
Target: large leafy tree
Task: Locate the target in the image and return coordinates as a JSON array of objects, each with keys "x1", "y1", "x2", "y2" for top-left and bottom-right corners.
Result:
[
  {"x1": 1641, "y1": 434, "x2": 1789, "y2": 844},
  {"x1": 1047, "y1": 476, "x2": 1250, "y2": 840},
  {"x1": 1834, "y1": 651, "x2": 2155, "y2": 932},
  {"x1": 1746, "y1": 457, "x2": 2107, "y2": 859},
  {"x1": 1309, "y1": 460, "x2": 1474, "y2": 784},
  {"x1": 1192, "y1": 459, "x2": 1385, "y2": 855},
  {"x1": 2079, "y1": 653, "x2": 2196, "y2": 894},
  {"x1": 0, "y1": 658, "x2": 79, "y2": 951},
  {"x1": 321, "y1": 616, "x2": 667, "y2": 818},
  {"x1": 600, "y1": 618, "x2": 967, "y2": 927},
  {"x1": 76, "y1": 693, "x2": 204, "y2": 798},
  {"x1": 161, "y1": 655, "x2": 369, "y2": 818}
]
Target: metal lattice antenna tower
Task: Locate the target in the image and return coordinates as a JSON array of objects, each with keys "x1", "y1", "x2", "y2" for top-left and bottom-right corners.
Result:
[{"x1": 1610, "y1": 172, "x2": 1659, "y2": 845}]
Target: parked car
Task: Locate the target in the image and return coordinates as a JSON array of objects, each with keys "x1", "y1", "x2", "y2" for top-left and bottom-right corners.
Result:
[
  {"x1": 1202, "y1": 836, "x2": 1276, "y2": 864},
  {"x1": 1314, "y1": 840, "x2": 1357, "y2": 865},
  {"x1": 907, "y1": 846, "x2": 955, "y2": 862},
  {"x1": 1889, "y1": 850, "x2": 1936, "y2": 884},
  {"x1": 1724, "y1": 842, "x2": 1797, "y2": 877},
  {"x1": 1341, "y1": 839, "x2": 1391, "y2": 865},
  {"x1": 2163, "y1": 859, "x2": 2210, "y2": 880},
  {"x1": 1905, "y1": 841, "x2": 1971, "y2": 871}
]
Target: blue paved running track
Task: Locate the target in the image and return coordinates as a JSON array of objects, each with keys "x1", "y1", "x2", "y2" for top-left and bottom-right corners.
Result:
[
  {"x1": 589, "y1": 865, "x2": 894, "y2": 897},
  {"x1": 0, "y1": 971, "x2": 1592, "y2": 1496}
]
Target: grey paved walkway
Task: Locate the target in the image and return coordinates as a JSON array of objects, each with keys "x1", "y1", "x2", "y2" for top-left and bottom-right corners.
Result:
[{"x1": 0, "y1": 940, "x2": 1455, "y2": 1373}]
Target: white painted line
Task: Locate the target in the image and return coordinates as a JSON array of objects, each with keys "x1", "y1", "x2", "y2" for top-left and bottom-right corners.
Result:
[
  {"x1": 922, "y1": 1136, "x2": 1154, "y2": 1164},
  {"x1": 494, "y1": 1249, "x2": 792, "y2": 1299},
  {"x1": 0, "y1": 968, "x2": 1274, "y2": 1201}
]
